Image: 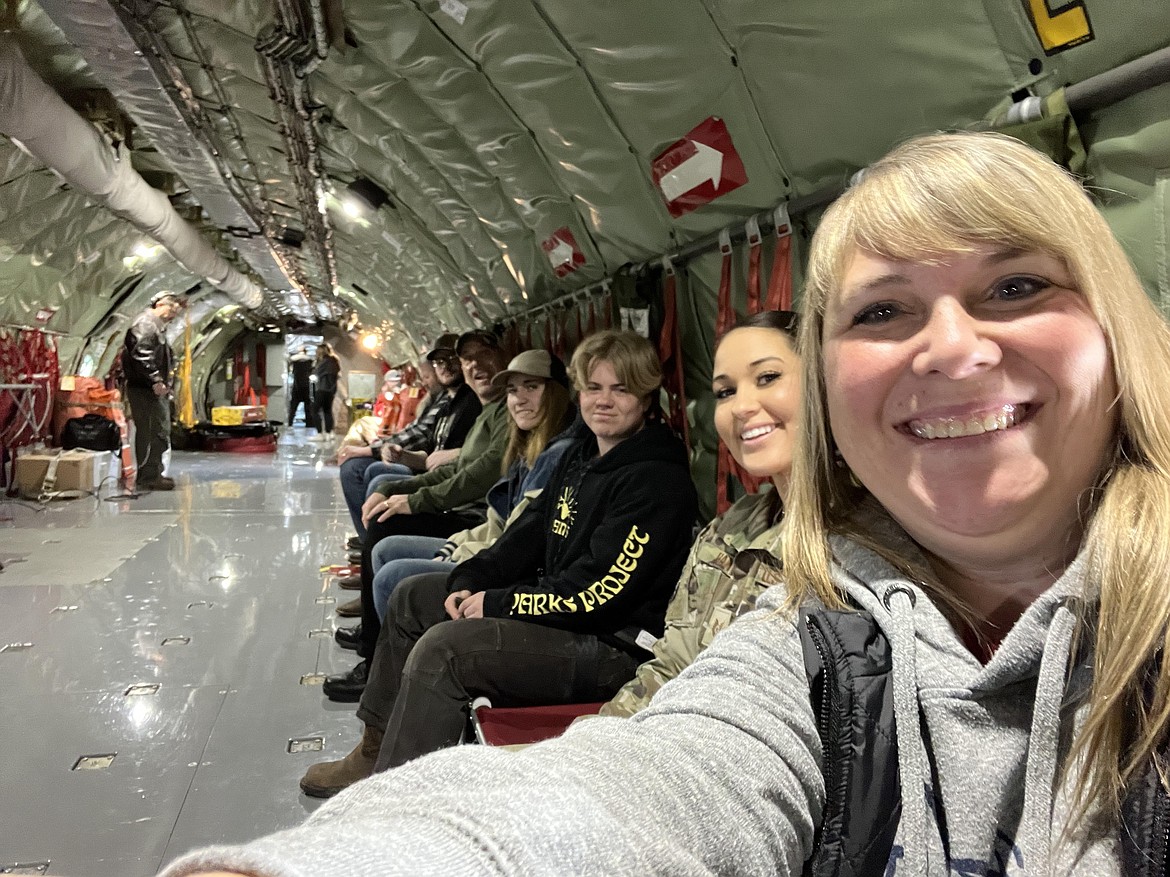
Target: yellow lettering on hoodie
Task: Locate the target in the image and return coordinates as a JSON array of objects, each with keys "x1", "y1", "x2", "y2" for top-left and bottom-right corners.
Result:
[
  {"x1": 510, "y1": 524, "x2": 653, "y2": 617},
  {"x1": 614, "y1": 552, "x2": 638, "y2": 574}
]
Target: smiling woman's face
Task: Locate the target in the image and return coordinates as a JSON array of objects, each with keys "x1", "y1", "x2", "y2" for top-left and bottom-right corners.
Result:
[
  {"x1": 712, "y1": 327, "x2": 801, "y2": 490},
  {"x1": 823, "y1": 245, "x2": 1118, "y2": 568}
]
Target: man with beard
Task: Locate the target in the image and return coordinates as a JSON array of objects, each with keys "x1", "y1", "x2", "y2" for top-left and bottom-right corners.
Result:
[{"x1": 336, "y1": 334, "x2": 481, "y2": 549}]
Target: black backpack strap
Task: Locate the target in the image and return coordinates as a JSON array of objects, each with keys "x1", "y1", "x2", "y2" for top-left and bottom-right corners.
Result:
[{"x1": 798, "y1": 605, "x2": 902, "y2": 877}]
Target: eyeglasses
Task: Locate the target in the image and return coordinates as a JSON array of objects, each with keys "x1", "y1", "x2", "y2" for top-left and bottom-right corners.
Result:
[{"x1": 432, "y1": 354, "x2": 459, "y2": 367}]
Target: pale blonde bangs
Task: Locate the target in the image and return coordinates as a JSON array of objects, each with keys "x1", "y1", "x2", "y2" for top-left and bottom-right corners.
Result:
[{"x1": 806, "y1": 133, "x2": 1111, "y2": 318}]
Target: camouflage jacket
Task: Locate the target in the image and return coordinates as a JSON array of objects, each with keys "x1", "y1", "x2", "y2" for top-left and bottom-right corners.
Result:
[{"x1": 600, "y1": 486, "x2": 784, "y2": 717}]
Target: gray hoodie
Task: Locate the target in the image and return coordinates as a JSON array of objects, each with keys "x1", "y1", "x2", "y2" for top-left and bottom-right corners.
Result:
[{"x1": 161, "y1": 512, "x2": 1117, "y2": 876}]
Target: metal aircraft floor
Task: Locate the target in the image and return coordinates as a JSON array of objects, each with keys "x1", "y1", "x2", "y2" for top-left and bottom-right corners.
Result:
[{"x1": 0, "y1": 430, "x2": 363, "y2": 876}]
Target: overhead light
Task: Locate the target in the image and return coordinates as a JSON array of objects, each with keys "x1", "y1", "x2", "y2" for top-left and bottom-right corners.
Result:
[
  {"x1": 123, "y1": 241, "x2": 163, "y2": 269},
  {"x1": 342, "y1": 177, "x2": 390, "y2": 217},
  {"x1": 361, "y1": 332, "x2": 380, "y2": 351}
]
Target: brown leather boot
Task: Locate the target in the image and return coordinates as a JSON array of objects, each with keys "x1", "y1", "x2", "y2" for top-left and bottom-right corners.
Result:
[{"x1": 299, "y1": 724, "x2": 384, "y2": 798}]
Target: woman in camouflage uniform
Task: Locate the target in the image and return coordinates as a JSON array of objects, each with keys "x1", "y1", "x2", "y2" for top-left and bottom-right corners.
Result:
[{"x1": 602, "y1": 309, "x2": 801, "y2": 716}]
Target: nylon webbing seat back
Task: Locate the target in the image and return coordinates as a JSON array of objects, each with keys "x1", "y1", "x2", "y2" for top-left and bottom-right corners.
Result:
[{"x1": 714, "y1": 208, "x2": 793, "y2": 514}]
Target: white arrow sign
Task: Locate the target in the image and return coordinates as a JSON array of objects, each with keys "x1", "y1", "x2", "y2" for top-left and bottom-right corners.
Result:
[
  {"x1": 658, "y1": 140, "x2": 723, "y2": 203},
  {"x1": 547, "y1": 239, "x2": 575, "y2": 267}
]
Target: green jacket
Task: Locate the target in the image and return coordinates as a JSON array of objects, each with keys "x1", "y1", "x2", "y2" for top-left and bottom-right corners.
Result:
[
  {"x1": 599, "y1": 486, "x2": 784, "y2": 717},
  {"x1": 374, "y1": 399, "x2": 509, "y2": 516}
]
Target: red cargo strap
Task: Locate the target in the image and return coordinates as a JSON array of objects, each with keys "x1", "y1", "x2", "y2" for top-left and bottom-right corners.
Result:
[
  {"x1": 0, "y1": 328, "x2": 57, "y2": 449},
  {"x1": 746, "y1": 216, "x2": 764, "y2": 315},
  {"x1": 502, "y1": 322, "x2": 521, "y2": 359},
  {"x1": 554, "y1": 306, "x2": 568, "y2": 357},
  {"x1": 715, "y1": 229, "x2": 735, "y2": 338},
  {"x1": 714, "y1": 227, "x2": 765, "y2": 513},
  {"x1": 256, "y1": 342, "x2": 268, "y2": 405},
  {"x1": 658, "y1": 258, "x2": 689, "y2": 450},
  {"x1": 766, "y1": 204, "x2": 793, "y2": 311}
]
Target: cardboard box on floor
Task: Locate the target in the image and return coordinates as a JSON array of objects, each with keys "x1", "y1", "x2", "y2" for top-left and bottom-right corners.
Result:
[{"x1": 14, "y1": 448, "x2": 113, "y2": 499}]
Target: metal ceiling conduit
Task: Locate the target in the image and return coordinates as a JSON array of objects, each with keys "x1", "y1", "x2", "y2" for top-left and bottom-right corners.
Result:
[
  {"x1": 257, "y1": 0, "x2": 341, "y2": 317},
  {"x1": 0, "y1": 36, "x2": 263, "y2": 309},
  {"x1": 35, "y1": 0, "x2": 296, "y2": 301}
]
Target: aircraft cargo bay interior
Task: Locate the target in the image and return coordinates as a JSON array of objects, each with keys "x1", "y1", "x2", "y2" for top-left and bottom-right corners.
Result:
[{"x1": 0, "y1": 1, "x2": 1168, "y2": 875}]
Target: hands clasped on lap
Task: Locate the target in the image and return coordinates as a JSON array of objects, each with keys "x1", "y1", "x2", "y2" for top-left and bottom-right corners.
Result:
[
  {"x1": 361, "y1": 493, "x2": 412, "y2": 525},
  {"x1": 444, "y1": 590, "x2": 484, "y2": 620}
]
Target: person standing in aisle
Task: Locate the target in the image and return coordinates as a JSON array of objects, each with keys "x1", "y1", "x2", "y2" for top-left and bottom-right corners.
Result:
[
  {"x1": 312, "y1": 342, "x2": 341, "y2": 442},
  {"x1": 122, "y1": 290, "x2": 185, "y2": 491},
  {"x1": 287, "y1": 345, "x2": 314, "y2": 428}
]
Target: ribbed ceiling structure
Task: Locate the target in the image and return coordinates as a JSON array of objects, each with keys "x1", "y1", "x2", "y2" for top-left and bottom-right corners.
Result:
[{"x1": 0, "y1": 0, "x2": 1166, "y2": 366}]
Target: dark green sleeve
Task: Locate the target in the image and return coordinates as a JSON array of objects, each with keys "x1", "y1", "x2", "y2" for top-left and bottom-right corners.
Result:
[{"x1": 408, "y1": 402, "x2": 509, "y2": 514}]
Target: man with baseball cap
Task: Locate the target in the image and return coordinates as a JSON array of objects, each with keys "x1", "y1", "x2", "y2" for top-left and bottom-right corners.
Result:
[
  {"x1": 122, "y1": 290, "x2": 186, "y2": 491},
  {"x1": 323, "y1": 328, "x2": 511, "y2": 697},
  {"x1": 337, "y1": 332, "x2": 484, "y2": 552}
]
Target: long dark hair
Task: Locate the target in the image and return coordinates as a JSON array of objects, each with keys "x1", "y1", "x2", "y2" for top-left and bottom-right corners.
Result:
[
  {"x1": 718, "y1": 309, "x2": 800, "y2": 346},
  {"x1": 502, "y1": 379, "x2": 573, "y2": 471}
]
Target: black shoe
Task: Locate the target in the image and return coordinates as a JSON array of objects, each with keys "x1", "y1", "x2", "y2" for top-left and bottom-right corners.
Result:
[
  {"x1": 347, "y1": 549, "x2": 362, "y2": 564},
  {"x1": 322, "y1": 660, "x2": 368, "y2": 703},
  {"x1": 334, "y1": 624, "x2": 361, "y2": 651},
  {"x1": 346, "y1": 536, "x2": 362, "y2": 550}
]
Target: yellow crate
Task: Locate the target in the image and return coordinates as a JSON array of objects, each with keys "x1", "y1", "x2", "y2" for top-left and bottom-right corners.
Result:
[{"x1": 211, "y1": 405, "x2": 266, "y2": 426}]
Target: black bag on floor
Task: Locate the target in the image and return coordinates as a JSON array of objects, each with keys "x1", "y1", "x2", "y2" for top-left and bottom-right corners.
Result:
[{"x1": 61, "y1": 413, "x2": 120, "y2": 452}]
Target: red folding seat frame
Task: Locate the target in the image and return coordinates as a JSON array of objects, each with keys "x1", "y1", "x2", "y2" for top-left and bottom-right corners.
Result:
[{"x1": 468, "y1": 698, "x2": 605, "y2": 748}]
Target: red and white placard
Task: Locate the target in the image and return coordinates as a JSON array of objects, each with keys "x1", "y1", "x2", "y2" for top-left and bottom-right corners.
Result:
[
  {"x1": 651, "y1": 117, "x2": 748, "y2": 217},
  {"x1": 542, "y1": 227, "x2": 586, "y2": 278}
]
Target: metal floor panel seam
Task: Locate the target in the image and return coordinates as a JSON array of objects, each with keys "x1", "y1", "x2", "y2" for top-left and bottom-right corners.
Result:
[{"x1": 0, "y1": 434, "x2": 350, "y2": 876}]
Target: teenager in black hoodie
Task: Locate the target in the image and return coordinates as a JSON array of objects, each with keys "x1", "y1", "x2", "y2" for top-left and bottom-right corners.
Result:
[{"x1": 301, "y1": 330, "x2": 698, "y2": 797}]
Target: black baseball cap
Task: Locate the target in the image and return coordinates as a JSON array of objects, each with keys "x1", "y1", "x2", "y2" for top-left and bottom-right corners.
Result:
[
  {"x1": 455, "y1": 329, "x2": 501, "y2": 356},
  {"x1": 425, "y1": 333, "x2": 460, "y2": 362}
]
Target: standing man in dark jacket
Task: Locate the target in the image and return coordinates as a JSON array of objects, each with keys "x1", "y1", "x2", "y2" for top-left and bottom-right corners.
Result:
[
  {"x1": 122, "y1": 290, "x2": 185, "y2": 491},
  {"x1": 310, "y1": 342, "x2": 341, "y2": 441},
  {"x1": 300, "y1": 329, "x2": 698, "y2": 797},
  {"x1": 287, "y1": 345, "x2": 314, "y2": 427}
]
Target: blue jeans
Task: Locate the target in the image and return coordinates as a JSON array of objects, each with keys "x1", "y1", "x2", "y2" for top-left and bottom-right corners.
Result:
[
  {"x1": 371, "y1": 534, "x2": 451, "y2": 623},
  {"x1": 340, "y1": 456, "x2": 413, "y2": 540},
  {"x1": 366, "y1": 468, "x2": 412, "y2": 499}
]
